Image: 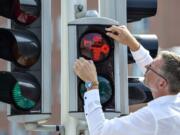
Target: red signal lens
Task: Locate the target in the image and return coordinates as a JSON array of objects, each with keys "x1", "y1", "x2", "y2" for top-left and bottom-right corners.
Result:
[
  {"x1": 80, "y1": 33, "x2": 111, "y2": 62},
  {"x1": 13, "y1": 0, "x2": 39, "y2": 25},
  {"x1": 101, "y1": 44, "x2": 110, "y2": 54}
]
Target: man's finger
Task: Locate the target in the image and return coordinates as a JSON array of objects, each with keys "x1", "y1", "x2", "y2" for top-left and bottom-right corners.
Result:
[
  {"x1": 89, "y1": 60, "x2": 94, "y2": 64},
  {"x1": 79, "y1": 57, "x2": 90, "y2": 66},
  {"x1": 119, "y1": 25, "x2": 126, "y2": 28},
  {"x1": 105, "y1": 26, "x2": 119, "y2": 33},
  {"x1": 74, "y1": 60, "x2": 82, "y2": 70},
  {"x1": 79, "y1": 57, "x2": 86, "y2": 63},
  {"x1": 111, "y1": 25, "x2": 126, "y2": 35},
  {"x1": 106, "y1": 32, "x2": 120, "y2": 41}
]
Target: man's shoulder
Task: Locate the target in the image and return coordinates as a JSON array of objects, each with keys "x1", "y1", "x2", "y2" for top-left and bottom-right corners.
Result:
[{"x1": 147, "y1": 94, "x2": 180, "y2": 120}]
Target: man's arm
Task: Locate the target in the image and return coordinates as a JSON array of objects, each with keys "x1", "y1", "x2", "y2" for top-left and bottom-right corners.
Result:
[
  {"x1": 106, "y1": 25, "x2": 153, "y2": 73},
  {"x1": 84, "y1": 89, "x2": 156, "y2": 135},
  {"x1": 131, "y1": 45, "x2": 153, "y2": 73},
  {"x1": 73, "y1": 57, "x2": 156, "y2": 135}
]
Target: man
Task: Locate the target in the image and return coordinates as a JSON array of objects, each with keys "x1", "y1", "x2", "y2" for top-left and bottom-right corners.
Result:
[{"x1": 74, "y1": 25, "x2": 180, "y2": 135}]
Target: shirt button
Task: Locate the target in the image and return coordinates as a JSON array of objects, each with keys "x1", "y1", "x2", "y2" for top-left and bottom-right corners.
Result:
[
  {"x1": 85, "y1": 113, "x2": 88, "y2": 116},
  {"x1": 84, "y1": 97, "x2": 87, "y2": 99}
]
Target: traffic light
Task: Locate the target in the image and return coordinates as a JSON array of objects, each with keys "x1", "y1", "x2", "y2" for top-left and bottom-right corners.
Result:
[
  {"x1": 127, "y1": 0, "x2": 158, "y2": 104},
  {"x1": 128, "y1": 77, "x2": 153, "y2": 105},
  {"x1": 127, "y1": 0, "x2": 158, "y2": 63},
  {"x1": 0, "y1": 0, "x2": 52, "y2": 123},
  {"x1": 67, "y1": 0, "x2": 158, "y2": 119},
  {"x1": 127, "y1": 0, "x2": 157, "y2": 22},
  {"x1": 68, "y1": 17, "x2": 126, "y2": 119}
]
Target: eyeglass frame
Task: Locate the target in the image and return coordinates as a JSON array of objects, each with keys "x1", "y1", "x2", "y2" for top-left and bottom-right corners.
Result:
[{"x1": 145, "y1": 64, "x2": 168, "y2": 83}]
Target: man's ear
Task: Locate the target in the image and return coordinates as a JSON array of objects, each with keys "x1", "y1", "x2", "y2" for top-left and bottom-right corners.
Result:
[{"x1": 159, "y1": 79, "x2": 167, "y2": 89}]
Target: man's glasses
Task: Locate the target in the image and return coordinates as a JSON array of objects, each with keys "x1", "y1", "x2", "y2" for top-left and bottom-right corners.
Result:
[{"x1": 145, "y1": 65, "x2": 168, "y2": 82}]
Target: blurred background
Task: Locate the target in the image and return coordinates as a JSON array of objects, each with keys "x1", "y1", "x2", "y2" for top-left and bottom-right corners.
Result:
[{"x1": 0, "y1": 0, "x2": 180, "y2": 135}]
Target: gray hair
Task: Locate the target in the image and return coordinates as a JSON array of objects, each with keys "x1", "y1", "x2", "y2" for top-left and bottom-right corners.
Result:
[{"x1": 160, "y1": 51, "x2": 180, "y2": 94}]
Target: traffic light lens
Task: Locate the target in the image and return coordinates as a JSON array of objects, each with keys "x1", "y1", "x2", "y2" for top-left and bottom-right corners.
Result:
[
  {"x1": 12, "y1": 83, "x2": 36, "y2": 110},
  {"x1": 0, "y1": 0, "x2": 40, "y2": 25},
  {"x1": 14, "y1": 0, "x2": 41, "y2": 25},
  {"x1": 98, "y1": 76, "x2": 113, "y2": 104},
  {"x1": 0, "y1": 28, "x2": 40, "y2": 68},
  {"x1": 79, "y1": 76, "x2": 112, "y2": 104},
  {"x1": 80, "y1": 33, "x2": 111, "y2": 62}
]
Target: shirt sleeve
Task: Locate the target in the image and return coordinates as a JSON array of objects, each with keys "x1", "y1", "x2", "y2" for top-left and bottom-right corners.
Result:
[
  {"x1": 84, "y1": 90, "x2": 156, "y2": 135},
  {"x1": 131, "y1": 45, "x2": 153, "y2": 74}
]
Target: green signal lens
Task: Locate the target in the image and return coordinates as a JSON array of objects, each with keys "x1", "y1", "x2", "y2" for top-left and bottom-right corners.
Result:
[
  {"x1": 79, "y1": 76, "x2": 112, "y2": 104},
  {"x1": 12, "y1": 83, "x2": 36, "y2": 110},
  {"x1": 98, "y1": 76, "x2": 112, "y2": 104}
]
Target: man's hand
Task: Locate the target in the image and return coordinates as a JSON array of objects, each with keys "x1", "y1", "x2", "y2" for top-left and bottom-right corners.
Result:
[
  {"x1": 73, "y1": 57, "x2": 98, "y2": 83},
  {"x1": 105, "y1": 25, "x2": 140, "y2": 51}
]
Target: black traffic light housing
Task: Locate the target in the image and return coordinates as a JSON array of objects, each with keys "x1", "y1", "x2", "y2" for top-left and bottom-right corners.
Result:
[
  {"x1": 127, "y1": 0, "x2": 158, "y2": 63},
  {"x1": 0, "y1": 0, "x2": 40, "y2": 25},
  {"x1": 127, "y1": 0, "x2": 158, "y2": 104},
  {"x1": 0, "y1": 28, "x2": 40, "y2": 68},
  {"x1": 0, "y1": 72, "x2": 40, "y2": 111},
  {"x1": 127, "y1": 0, "x2": 157, "y2": 22},
  {"x1": 0, "y1": 0, "x2": 52, "y2": 123},
  {"x1": 128, "y1": 77, "x2": 153, "y2": 105}
]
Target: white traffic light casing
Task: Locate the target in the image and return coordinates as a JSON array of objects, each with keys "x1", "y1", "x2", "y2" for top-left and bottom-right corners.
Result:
[
  {"x1": 68, "y1": 17, "x2": 129, "y2": 120},
  {"x1": 0, "y1": 0, "x2": 52, "y2": 123}
]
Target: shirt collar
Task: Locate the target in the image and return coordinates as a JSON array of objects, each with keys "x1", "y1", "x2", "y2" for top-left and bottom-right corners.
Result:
[{"x1": 148, "y1": 93, "x2": 180, "y2": 106}]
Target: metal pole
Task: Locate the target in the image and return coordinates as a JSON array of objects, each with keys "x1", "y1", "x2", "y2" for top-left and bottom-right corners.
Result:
[
  {"x1": 10, "y1": 122, "x2": 27, "y2": 135},
  {"x1": 98, "y1": 0, "x2": 116, "y2": 19},
  {"x1": 60, "y1": 0, "x2": 87, "y2": 135}
]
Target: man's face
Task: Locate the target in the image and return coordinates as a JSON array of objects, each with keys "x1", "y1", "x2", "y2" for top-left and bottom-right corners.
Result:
[{"x1": 144, "y1": 56, "x2": 167, "y2": 98}]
